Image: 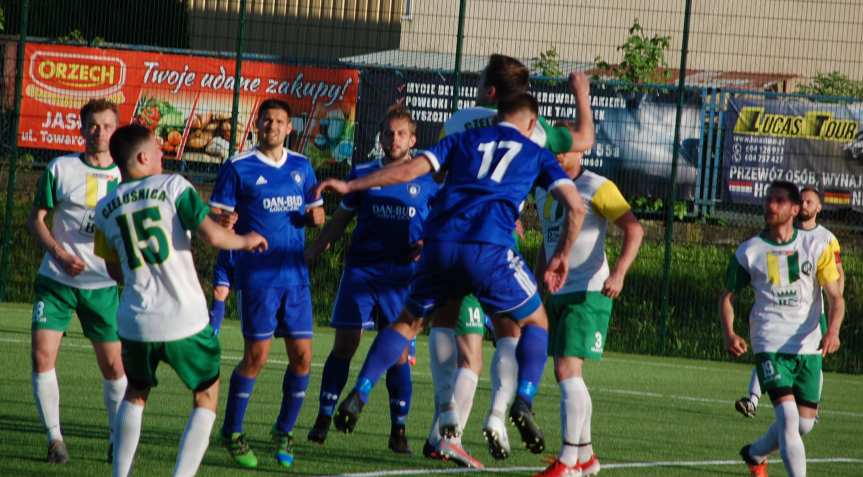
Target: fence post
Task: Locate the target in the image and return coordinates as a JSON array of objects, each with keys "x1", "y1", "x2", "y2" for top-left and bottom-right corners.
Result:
[
  {"x1": 0, "y1": 0, "x2": 30, "y2": 302},
  {"x1": 657, "y1": 0, "x2": 693, "y2": 353},
  {"x1": 451, "y1": 0, "x2": 468, "y2": 113},
  {"x1": 228, "y1": 0, "x2": 248, "y2": 158}
]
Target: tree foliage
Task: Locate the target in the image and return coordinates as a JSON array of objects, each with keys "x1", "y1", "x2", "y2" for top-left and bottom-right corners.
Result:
[
  {"x1": 796, "y1": 71, "x2": 863, "y2": 100},
  {"x1": 531, "y1": 46, "x2": 564, "y2": 79},
  {"x1": 594, "y1": 19, "x2": 671, "y2": 85}
]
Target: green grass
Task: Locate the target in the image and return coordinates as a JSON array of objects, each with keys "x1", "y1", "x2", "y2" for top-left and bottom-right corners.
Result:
[{"x1": 1, "y1": 303, "x2": 861, "y2": 476}]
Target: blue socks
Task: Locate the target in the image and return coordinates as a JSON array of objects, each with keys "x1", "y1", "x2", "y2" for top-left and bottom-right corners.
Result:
[
  {"x1": 222, "y1": 370, "x2": 256, "y2": 436},
  {"x1": 515, "y1": 325, "x2": 548, "y2": 405},
  {"x1": 386, "y1": 362, "x2": 412, "y2": 426},
  {"x1": 276, "y1": 370, "x2": 310, "y2": 433},
  {"x1": 210, "y1": 299, "x2": 226, "y2": 336},
  {"x1": 319, "y1": 354, "x2": 351, "y2": 417},
  {"x1": 354, "y1": 328, "x2": 409, "y2": 403}
]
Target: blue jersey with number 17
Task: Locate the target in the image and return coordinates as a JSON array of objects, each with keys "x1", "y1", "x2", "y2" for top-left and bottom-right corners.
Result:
[{"x1": 420, "y1": 122, "x2": 570, "y2": 249}]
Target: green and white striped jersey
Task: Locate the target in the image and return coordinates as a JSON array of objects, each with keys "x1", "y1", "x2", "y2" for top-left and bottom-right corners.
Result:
[
  {"x1": 94, "y1": 174, "x2": 209, "y2": 342},
  {"x1": 34, "y1": 154, "x2": 121, "y2": 289}
]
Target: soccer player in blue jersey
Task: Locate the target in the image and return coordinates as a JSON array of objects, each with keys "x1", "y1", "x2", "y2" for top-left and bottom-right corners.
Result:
[
  {"x1": 305, "y1": 105, "x2": 438, "y2": 454},
  {"x1": 209, "y1": 98, "x2": 326, "y2": 469},
  {"x1": 314, "y1": 94, "x2": 586, "y2": 457}
]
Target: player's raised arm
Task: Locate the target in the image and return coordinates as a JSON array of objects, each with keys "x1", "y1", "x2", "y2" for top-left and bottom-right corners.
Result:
[
  {"x1": 563, "y1": 72, "x2": 595, "y2": 153},
  {"x1": 314, "y1": 157, "x2": 434, "y2": 197}
]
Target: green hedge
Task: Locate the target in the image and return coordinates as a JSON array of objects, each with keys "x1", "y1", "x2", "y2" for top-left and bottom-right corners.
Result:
[{"x1": 3, "y1": 200, "x2": 861, "y2": 373}]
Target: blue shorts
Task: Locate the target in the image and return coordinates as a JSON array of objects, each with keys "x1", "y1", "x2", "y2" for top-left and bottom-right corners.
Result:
[
  {"x1": 331, "y1": 262, "x2": 413, "y2": 330},
  {"x1": 406, "y1": 241, "x2": 541, "y2": 320},
  {"x1": 212, "y1": 250, "x2": 236, "y2": 288},
  {"x1": 238, "y1": 286, "x2": 313, "y2": 340}
]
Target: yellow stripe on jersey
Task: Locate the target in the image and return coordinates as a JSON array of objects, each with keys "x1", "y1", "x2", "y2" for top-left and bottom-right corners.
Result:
[
  {"x1": 766, "y1": 253, "x2": 781, "y2": 285},
  {"x1": 592, "y1": 180, "x2": 630, "y2": 222},
  {"x1": 85, "y1": 174, "x2": 100, "y2": 208},
  {"x1": 94, "y1": 228, "x2": 119, "y2": 264},
  {"x1": 816, "y1": 245, "x2": 840, "y2": 285}
]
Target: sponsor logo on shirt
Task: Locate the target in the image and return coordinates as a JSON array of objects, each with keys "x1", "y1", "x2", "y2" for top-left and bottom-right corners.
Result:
[
  {"x1": 372, "y1": 204, "x2": 416, "y2": 220},
  {"x1": 263, "y1": 195, "x2": 304, "y2": 213}
]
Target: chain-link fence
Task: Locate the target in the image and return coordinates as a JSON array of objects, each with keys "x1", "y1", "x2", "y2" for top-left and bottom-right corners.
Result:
[{"x1": 1, "y1": 0, "x2": 861, "y2": 372}]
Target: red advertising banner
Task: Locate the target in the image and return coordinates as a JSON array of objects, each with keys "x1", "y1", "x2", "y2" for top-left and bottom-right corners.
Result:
[{"x1": 17, "y1": 42, "x2": 359, "y2": 165}]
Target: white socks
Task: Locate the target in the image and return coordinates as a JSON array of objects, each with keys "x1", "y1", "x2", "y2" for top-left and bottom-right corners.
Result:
[
  {"x1": 104, "y1": 377, "x2": 128, "y2": 444},
  {"x1": 488, "y1": 337, "x2": 519, "y2": 420},
  {"x1": 32, "y1": 370, "x2": 62, "y2": 442},
  {"x1": 173, "y1": 408, "x2": 217, "y2": 477},
  {"x1": 559, "y1": 377, "x2": 590, "y2": 467},
  {"x1": 775, "y1": 400, "x2": 806, "y2": 477},
  {"x1": 428, "y1": 327, "x2": 457, "y2": 445},
  {"x1": 748, "y1": 368, "x2": 761, "y2": 406},
  {"x1": 113, "y1": 400, "x2": 144, "y2": 477},
  {"x1": 452, "y1": 368, "x2": 479, "y2": 434},
  {"x1": 578, "y1": 383, "x2": 594, "y2": 463}
]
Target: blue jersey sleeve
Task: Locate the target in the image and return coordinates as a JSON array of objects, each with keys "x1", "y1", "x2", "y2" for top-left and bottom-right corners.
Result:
[
  {"x1": 304, "y1": 161, "x2": 324, "y2": 210},
  {"x1": 420, "y1": 132, "x2": 464, "y2": 172},
  {"x1": 209, "y1": 161, "x2": 240, "y2": 212},
  {"x1": 339, "y1": 167, "x2": 360, "y2": 211},
  {"x1": 536, "y1": 150, "x2": 571, "y2": 192}
]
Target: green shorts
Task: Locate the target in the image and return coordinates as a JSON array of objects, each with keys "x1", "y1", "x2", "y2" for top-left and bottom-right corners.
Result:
[
  {"x1": 546, "y1": 291, "x2": 613, "y2": 359},
  {"x1": 121, "y1": 326, "x2": 221, "y2": 391},
  {"x1": 31, "y1": 274, "x2": 119, "y2": 342},
  {"x1": 455, "y1": 295, "x2": 486, "y2": 336},
  {"x1": 755, "y1": 352, "x2": 822, "y2": 406}
]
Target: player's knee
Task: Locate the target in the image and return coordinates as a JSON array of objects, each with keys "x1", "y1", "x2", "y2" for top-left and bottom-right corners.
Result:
[
  {"x1": 288, "y1": 345, "x2": 313, "y2": 374},
  {"x1": 332, "y1": 330, "x2": 362, "y2": 359}
]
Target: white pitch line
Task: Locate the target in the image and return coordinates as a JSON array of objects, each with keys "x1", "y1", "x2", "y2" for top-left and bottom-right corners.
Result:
[
  {"x1": 3, "y1": 335, "x2": 863, "y2": 418},
  {"x1": 317, "y1": 457, "x2": 863, "y2": 477}
]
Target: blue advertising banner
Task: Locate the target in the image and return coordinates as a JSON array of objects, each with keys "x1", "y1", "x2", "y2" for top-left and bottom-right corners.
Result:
[{"x1": 723, "y1": 97, "x2": 863, "y2": 209}]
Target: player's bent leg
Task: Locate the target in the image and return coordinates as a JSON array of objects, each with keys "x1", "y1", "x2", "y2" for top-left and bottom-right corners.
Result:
[
  {"x1": 503, "y1": 301, "x2": 548, "y2": 455},
  {"x1": 440, "y1": 333, "x2": 482, "y2": 439},
  {"x1": 426, "y1": 299, "x2": 462, "y2": 451},
  {"x1": 312, "y1": 329, "x2": 362, "y2": 444},
  {"x1": 484, "y1": 317, "x2": 520, "y2": 460},
  {"x1": 335, "y1": 310, "x2": 423, "y2": 434}
]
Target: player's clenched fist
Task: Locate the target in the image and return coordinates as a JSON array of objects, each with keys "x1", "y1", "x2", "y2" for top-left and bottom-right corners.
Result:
[
  {"x1": 242, "y1": 231, "x2": 268, "y2": 253},
  {"x1": 568, "y1": 71, "x2": 590, "y2": 98},
  {"x1": 723, "y1": 332, "x2": 748, "y2": 358}
]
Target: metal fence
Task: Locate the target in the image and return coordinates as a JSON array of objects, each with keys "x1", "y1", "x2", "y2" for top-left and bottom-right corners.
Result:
[{"x1": 1, "y1": 0, "x2": 862, "y2": 372}]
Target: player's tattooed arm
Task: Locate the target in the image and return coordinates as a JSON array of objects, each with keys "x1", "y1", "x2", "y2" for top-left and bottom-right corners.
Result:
[
  {"x1": 719, "y1": 290, "x2": 748, "y2": 357},
  {"x1": 28, "y1": 206, "x2": 85, "y2": 276},
  {"x1": 821, "y1": 279, "x2": 845, "y2": 357},
  {"x1": 306, "y1": 207, "x2": 354, "y2": 264},
  {"x1": 196, "y1": 216, "x2": 268, "y2": 252}
]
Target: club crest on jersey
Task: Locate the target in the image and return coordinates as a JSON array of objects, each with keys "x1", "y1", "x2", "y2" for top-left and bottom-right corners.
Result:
[
  {"x1": 801, "y1": 261, "x2": 813, "y2": 276},
  {"x1": 407, "y1": 183, "x2": 421, "y2": 197},
  {"x1": 291, "y1": 170, "x2": 304, "y2": 185}
]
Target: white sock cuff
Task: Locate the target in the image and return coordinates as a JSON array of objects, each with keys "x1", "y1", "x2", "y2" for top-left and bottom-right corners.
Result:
[
  {"x1": 497, "y1": 337, "x2": 518, "y2": 349},
  {"x1": 34, "y1": 369, "x2": 58, "y2": 382},
  {"x1": 430, "y1": 327, "x2": 455, "y2": 338},
  {"x1": 121, "y1": 400, "x2": 145, "y2": 414},
  {"x1": 191, "y1": 407, "x2": 217, "y2": 420},
  {"x1": 799, "y1": 417, "x2": 816, "y2": 436},
  {"x1": 105, "y1": 376, "x2": 128, "y2": 386},
  {"x1": 456, "y1": 368, "x2": 479, "y2": 384},
  {"x1": 559, "y1": 376, "x2": 587, "y2": 395}
]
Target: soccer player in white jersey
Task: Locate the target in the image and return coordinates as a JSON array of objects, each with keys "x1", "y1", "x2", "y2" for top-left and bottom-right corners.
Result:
[
  {"x1": 734, "y1": 186, "x2": 844, "y2": 419},
  {"x1": 721, "y1": 181, "x2": 844, "y2": 477},
  {"x1": 426, "y1": 54, "x2": 594, "y2": 464},
  {"x1": 28, "y1": 99, "x2": 125, "y2": 464},
  {"x1": 95, "y1": 124, "x2": 267, "y2": 477},
  {"x1": 533, "y1": 150, "x2": 643, "y2": 477}
]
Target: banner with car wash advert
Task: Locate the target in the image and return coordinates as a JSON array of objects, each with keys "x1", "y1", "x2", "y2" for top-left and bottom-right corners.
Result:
[
  {"x1": 17, "y1": 42, "x2": 359, "y2": 166},
  {"x1": 723, "y1": 97, "x2": 863, "y2": 210}
]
